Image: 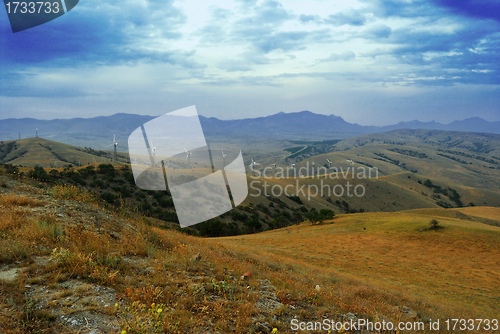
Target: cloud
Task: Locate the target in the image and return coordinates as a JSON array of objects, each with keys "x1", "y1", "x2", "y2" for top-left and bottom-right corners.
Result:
[
  {"x1": 234, "y1": 0, "x2": 294, "y2": 28},
  {"x1": 299, "y1": 14, "x2": 320, "y2": 23},
  {"x1": 216, "y1": 60, "x2": 253, "y2": 72},
  {"x1": 362, "y1": 24, "x2": 392, "y2": 39},
  {"x1": 361, "y1": 0, "x2": 438, "y2": 19},
  {"x1": 431, "y1": 0, "x2": 500, "y2": 22},
  {"x1": 317, "y1": 51, "x2": 356, "y2": 63},
  {"x1": 0, "y1": 0, "x2": 187, "y2": 67},
  {"x1": 324, "y1": 10, "x2": 368, "y2": 26}
]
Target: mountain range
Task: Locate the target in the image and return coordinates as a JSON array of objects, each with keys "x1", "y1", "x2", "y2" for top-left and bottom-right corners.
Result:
[{"x1": 1, "y1": 111, "x2": 499, "y2": 150}]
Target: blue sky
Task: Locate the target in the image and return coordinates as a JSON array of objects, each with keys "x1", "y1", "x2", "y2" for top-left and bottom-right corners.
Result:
[{"x1": 0, "y1": 0, "x2": 499, "y2": 125}]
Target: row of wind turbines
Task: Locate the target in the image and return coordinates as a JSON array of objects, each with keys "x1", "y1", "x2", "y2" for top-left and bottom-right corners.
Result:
[{"x1": 104, "y1": 135, "x2": 355, "y2": 175}]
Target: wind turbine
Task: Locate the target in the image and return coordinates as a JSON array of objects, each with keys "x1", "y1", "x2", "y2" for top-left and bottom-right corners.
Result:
[
  {"x1": 53, "y1": 160, "x2": 57, "y2": 168},
  {"x1": 36, "y1": 128, "x2": 38, "y2": 138},
  {"x1": 327, "y1": 159, "x2": 332, "y2": 168},
  {"x1": 184, "y1": 148, "x2": 192, "y2": 168},
  {"x1": 312, "y1": 161, "x2": 315, "y2": 177},
  {"x1": 346, "y1": 159, "x2": 354, "y2": 166},
  {"x1": 271, "y1": 160, "x2": 278, "y2": 176},
  {"x1": 150, "y1": 140, "x2": 157, "y2": 166},
  {"x1": 248, "y1": 158, "x2": 260, "y2": 176},
  {"x1": 106, "y1": 135, "x2": 118, "y2": 164},
  {"x1": 221, "y1": 149, "x2": 227, "y2": 169}
]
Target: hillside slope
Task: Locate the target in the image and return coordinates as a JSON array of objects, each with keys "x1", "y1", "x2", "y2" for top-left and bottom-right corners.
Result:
[
  {"x1": 1, "y1": 168, "x2": 499, "y2": 333},
  {"x1": 0, "y1": 138, "x2": 129, "y2": 167}
]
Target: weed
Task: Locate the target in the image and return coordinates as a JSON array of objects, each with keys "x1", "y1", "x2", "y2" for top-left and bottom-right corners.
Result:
[{"x1": 116, "y1": 302, "x2": 167, "y2": 334}]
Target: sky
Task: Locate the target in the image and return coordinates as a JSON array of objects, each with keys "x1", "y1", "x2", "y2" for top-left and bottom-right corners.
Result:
[{"x1": 0, "y1": 0, "x2": 499, "y2": 126}]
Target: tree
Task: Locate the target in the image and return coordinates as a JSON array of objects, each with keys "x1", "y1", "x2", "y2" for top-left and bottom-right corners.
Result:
[
  {"x1": 306, "y1": 209, "x2": 323, "y2": 225},
  {"x1": 319, "y1": 209, "x2": 335, "y2": 220},
  {"x1": 429, "y1": 219, "x2": 440, "y2": 230},
  {"x1": 293, "y1": 212, "x2": 303, "y2": 225}
]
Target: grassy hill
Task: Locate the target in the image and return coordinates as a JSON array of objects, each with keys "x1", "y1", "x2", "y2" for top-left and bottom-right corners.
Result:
[
  {"x1": 0, "y1": 170, "x2": 499, "y2": 333},
  {"x1": 1, "y1": 130, "x2": 499, "y2": 237},
  {"x1": 0, "y1": 138, "x2": 129, "y2": 167},
  {"x1": 218, "y1": 208, "x2": 500, "y2": 319}
]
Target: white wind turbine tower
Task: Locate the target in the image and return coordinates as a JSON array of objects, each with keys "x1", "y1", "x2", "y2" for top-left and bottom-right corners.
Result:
[
  {"x1": 289, "y1": 163, "x2": 295, "y2": 178},
  {"x1": 36, "y1": 128, "x2": 38, "y2": 138},
  {"x1": 327, "y1": 159, "x2": 332, "y2": 168},
  {"x1": 221, "y1": 149, "x2": 227, "y2": 170},
  {"x1": 184, "y1": 148, "x2": 192, "y2": 168},
  {"x1": 248, "y1": 158, "x2": 260, "y2": 176},
  {"x1": 312, "y1": 161, "x2": 315, "y2": 177},
  {"x1": 271, "y1": 160, "x2": 278, "y2": 176},
  {"x1": 346, "y1": 159, "x2": 354, "y2": 166},
  {"x1": 106, "y1": 135, "x2": 118, "y2": 164},
  {"x1": 150, "y1": 140, "x2": 157, "y2": 166}
]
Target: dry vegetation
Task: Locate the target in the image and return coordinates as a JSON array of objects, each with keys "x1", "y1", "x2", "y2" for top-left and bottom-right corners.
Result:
[{"x1": 0, "y1": 167, "x2": 499, "y2": 333}]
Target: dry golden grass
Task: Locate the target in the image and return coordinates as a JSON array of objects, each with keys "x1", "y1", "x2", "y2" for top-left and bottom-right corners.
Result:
[
  {"x1": 1, "y1": 164, "x2": 499, "y2": 333},
  {"x1": 0, "y1": 194, "x2": 43, "y2": 207},
  {"x1": 216, "y1": 210, "x2": 500, "y2": 320},
  {"x1": 47, "y1": 184, "x2": 98, "y2": 205},
  {"x1": 455, "y1": 206, "x2": 500, "y2": 220}
]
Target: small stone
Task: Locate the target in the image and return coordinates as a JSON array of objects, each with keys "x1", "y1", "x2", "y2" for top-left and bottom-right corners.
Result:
[
  {"x1": 253, "y1": 322, "x2": 270, "y2": 333},
  {"x1": 240, "y1": 271, "x2": 252, "y2": 280}
]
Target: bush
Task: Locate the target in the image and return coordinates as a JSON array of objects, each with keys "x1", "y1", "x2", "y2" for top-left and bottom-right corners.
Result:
[
  {"x1": 28, "y1": 166, "x2": 52, "y2": 182},
  {"x1": 287, "y1": 195, "x2": 303, "y2": 204},
  {"x1": 100, "y1": 192, "x2": 118, "y2": 204},
  {"x1": 429, "y1": 219, "x2": 441, "y2": 230},
  {"x1": 91, "y1": 179, "x2": 105, "y2": 188},
  {"x1": 97, "y1": 164, "x2": 115, "y2": 176}
]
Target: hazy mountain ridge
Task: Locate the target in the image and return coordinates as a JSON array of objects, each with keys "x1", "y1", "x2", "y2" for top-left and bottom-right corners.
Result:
[{"x1": 1, "y1": 111, "x2": 499, "y2": 150}]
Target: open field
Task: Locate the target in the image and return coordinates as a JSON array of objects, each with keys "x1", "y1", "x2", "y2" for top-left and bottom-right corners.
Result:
[{"x1": 217, "y1": 210, "x2": 500, "y2": 319}]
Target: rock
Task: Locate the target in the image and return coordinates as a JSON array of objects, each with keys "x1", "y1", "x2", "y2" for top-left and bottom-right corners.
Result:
[
  {"x1": 400, "y1": 306, "x2": 418, "y2": 318},
  {"x1": 255, "y1": 279, "x2": 283, "y2": 313},
  {"x1": 0, "y1": 268, "x2": 20, "y2": 282},
  {"x1": 192, "y1": 253, "x2": 201, "y2": 262},
  {"x1": 252, "y1": 322, "x2": 271, "y2": 333},
  {"x1": 240, "y1": 271, "x2": 252, "y2": 280},
  {"x1": 314, "y1": 285, "x2": 321, "y2": 292},
  {"x1": 281, "y1": 296, "x2": 296, "y2": 306}
]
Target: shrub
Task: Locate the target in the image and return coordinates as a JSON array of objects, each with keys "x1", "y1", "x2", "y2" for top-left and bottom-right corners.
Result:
[
  {"x1": 287, "y1": 195, "x2": 303, "y2": 204},
  {"x1": 100, "y1": 192, "x2": 118, "y2": 204},
  {"x1": 97, "y1": 164, "x2": 115, "y2": 176},
  {"x1": 28, "y1": 166, "x2": 52, "y2": 182},
  {"x1": 91, "y1": 179, "x2": 104, "y2": 188},
  {"x1": 429, "y1": 219, "x2": 441, "y2": 230}
]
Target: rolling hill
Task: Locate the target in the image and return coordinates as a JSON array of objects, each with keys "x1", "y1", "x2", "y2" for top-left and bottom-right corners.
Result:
[
  {"x1": 0, "y1": 137, "x2": 129, "y2": 167},
  {"x1": 1, "y1": 166, "x2": 499, "y2": 332},
  {"x1": 2, "y1": 129, "x2": 499, "y2": 221}
]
